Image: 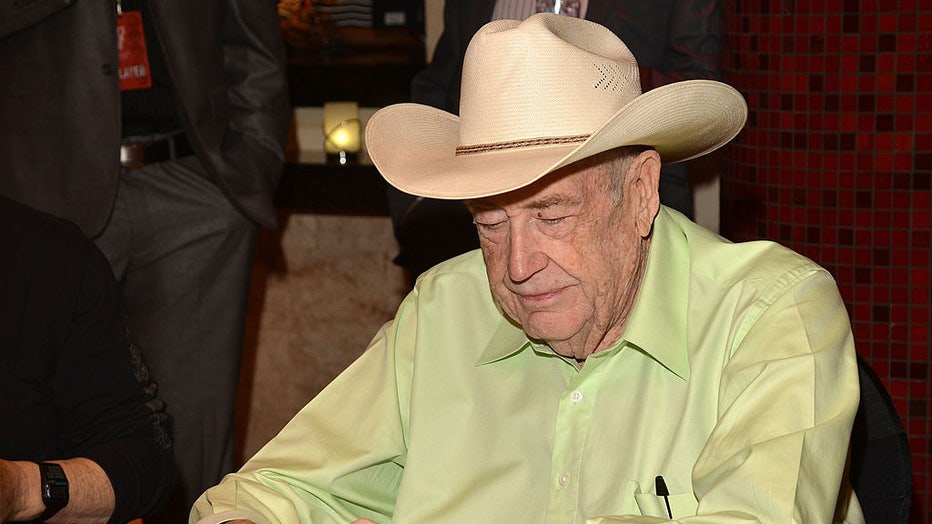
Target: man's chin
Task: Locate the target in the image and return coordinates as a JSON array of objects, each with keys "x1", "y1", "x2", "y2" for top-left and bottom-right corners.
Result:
[{"x1": 520, "y1": 311, "x2": 579, "y2": 344}]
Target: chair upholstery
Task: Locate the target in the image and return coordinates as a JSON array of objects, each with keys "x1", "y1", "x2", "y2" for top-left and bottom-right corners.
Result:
[{"x1": 849, "y1": 354, "x2": 913, "y2": 523}]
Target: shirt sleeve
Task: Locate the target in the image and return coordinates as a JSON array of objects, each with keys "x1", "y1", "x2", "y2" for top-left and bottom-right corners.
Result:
[
  {"x1": 51, "y1": 238, "x2": 176, "y2": 523},
  {"x1": 191, "y1": 292, "x2": 420, "y2": 524},
  {"x1": 587, "y1": 266, "x2": 861, "y2": 523}
]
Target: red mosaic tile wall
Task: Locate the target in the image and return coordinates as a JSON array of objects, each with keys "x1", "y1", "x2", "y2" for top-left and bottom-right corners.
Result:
[{"x1": 720, "y1": 1, "x2": 932, "y2": 521}]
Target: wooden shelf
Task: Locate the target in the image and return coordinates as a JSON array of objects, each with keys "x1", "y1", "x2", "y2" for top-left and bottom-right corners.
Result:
[
  {"x1": 285, "y1": 27, "x2": 426, "y2": 107},
  {"x1": 276, "y1": 162, "x2": 390, "y2": 216}
]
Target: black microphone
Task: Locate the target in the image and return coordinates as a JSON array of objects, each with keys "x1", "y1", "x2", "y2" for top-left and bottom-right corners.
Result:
[{"x1": 655, "y1": 475, "x2": 673, "y2": 519}]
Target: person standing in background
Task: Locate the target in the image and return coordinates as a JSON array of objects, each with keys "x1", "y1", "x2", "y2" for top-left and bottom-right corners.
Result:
[
  {"x1": 388, "y1": 0, "x2": 722, "y2": 284},
  {"x1": 0, "y1": 1, "x2": 291, "y2": 521}
]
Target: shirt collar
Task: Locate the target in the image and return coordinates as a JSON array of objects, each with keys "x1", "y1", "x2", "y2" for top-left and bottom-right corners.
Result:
[
  {"x1": 621, "y1": 207, "x2": 690, "y2": 380},
  {"x1": 476, "y1": 313, "x2": 531, "y2": 365},
  {"x1": 475, "y1": 208, "x2": 690, "y2": 379}
]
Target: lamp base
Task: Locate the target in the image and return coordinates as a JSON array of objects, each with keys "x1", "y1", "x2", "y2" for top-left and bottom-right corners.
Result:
[{"x1": 326, "y1": 150, "x2": 359, "y2": 166}]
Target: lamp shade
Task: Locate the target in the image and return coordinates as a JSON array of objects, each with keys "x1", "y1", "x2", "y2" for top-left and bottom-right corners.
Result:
[{"x1": 323, "y1": 101, "x2": 361, "y2": 154}]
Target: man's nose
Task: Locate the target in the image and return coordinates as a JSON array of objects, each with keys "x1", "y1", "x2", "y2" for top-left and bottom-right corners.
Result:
[{"x1": 507, "y1": 223, "x2": 547, "y2": 282}]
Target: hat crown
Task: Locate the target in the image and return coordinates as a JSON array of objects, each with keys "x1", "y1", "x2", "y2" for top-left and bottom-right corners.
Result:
[
  {"x1": 363, "y1": 13, "x2": 747, "y2": 200},
  {"x1": 458, "y1": 14, "x2": 642, "y2": 152}
]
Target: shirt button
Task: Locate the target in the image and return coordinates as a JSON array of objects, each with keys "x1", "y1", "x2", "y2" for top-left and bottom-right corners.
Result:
[
  {"x1": 570, "y1": 390, "x2": 583, "y2": 403},
  {"x1": 558, "y1": 472, "x2": 571, "y2": 486}
]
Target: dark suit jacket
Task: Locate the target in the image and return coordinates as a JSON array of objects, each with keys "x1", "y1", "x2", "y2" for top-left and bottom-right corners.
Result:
[
  {"x1": 0, "y1": 0, "x2": 290, "y2": 235},
  {"x1": 412, "y1": 0, "x2": 722, "y2": 113}
]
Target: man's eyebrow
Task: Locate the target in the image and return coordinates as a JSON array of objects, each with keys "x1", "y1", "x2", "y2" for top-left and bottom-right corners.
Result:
[
  {"x1": 464, "y1": 200, "x2": 496, "y2": 214},
  {"x1": 526, "y1": 193, "x2": 580, "y2": 210},
  {"x1": 465, "y1": 193, "x2": 581, "y2": 214}
]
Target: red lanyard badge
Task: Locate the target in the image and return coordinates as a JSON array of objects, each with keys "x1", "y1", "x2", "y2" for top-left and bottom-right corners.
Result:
[{"x1": 117, "y1": 8, "x2": 152, "y2": 90}]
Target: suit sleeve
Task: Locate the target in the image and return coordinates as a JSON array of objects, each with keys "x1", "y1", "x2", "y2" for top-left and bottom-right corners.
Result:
[
  {"x1": 217, "y1": 0, "x2": 292, "y2": 195},
  {"x1": 410, "y1": 0, "x2": 468, "y2": 112}
]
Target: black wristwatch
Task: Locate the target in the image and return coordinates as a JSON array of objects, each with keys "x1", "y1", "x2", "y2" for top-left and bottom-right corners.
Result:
[{"x1": 38, "y1": 462, "x2": 69, "y2": 521}]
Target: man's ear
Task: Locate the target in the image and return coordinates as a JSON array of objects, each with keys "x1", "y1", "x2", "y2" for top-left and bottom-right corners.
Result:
[{"x1": 627, "y1": 149, "x2": 662, "y2": 237}]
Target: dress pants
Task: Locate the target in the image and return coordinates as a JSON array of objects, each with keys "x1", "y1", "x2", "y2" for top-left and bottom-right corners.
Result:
[{"x1": 94, "y1": 155, "x2": 258, "y2": 522}]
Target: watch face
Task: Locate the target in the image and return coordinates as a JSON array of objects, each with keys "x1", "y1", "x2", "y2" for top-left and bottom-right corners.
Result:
[
  {"x1": 44, "y1": 481, "x2": 69, "y2": 499},
  {"x1": 39, "y1": 462, "x2": 69, "y2": 514}
]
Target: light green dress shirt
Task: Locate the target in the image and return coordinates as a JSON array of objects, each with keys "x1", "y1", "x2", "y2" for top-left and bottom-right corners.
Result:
[{"x1": 193, "y1": 208, "x2": 862, "y2": 524}]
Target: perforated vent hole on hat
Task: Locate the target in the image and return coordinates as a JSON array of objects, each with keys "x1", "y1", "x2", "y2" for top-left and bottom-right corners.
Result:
[{"x1": 592, "y1": 62, "x2": 635, "y2": 92}]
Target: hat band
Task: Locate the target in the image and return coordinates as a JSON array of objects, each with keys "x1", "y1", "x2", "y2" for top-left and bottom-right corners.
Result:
[{"x1": 455, "y1": 134, "x2": 589, "y2": 156}]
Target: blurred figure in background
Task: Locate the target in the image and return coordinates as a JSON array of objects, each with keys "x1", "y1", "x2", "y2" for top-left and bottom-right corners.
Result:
[
  {"x1": 0, "y1": 1, "x2": 291, "y2": 520},
  {"x1": 0, "y1": 195, "x2": 175, "y2": 523}
]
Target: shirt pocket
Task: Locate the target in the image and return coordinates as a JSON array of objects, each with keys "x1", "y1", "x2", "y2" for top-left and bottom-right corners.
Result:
[{"x1": 631, "y1": 480, "x2": 699, "y2": 519}]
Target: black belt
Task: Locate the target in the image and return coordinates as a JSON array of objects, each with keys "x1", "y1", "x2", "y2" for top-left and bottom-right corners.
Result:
[{"x1": 120, "y1": 134, "x2": 193, "y2": 169}]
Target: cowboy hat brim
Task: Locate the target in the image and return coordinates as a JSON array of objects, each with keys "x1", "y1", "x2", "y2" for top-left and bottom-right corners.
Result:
[{"x1": 365, "y1": 79, "x2": 747, "y2": 200}]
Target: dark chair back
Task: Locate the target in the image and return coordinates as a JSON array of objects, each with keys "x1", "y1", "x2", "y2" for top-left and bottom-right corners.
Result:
[{"x1": 849, "y1": 354, "x2": 912, "y2": 523}]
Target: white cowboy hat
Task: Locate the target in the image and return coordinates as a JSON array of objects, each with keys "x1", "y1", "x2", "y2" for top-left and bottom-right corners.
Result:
[{"x1": 365, "y1": 13, "x2": 748, "y2": 200}]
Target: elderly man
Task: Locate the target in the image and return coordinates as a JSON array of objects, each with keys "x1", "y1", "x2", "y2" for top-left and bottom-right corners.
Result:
[{"x1": 193, "y1": 14, "x2": 862, "y2": 523}]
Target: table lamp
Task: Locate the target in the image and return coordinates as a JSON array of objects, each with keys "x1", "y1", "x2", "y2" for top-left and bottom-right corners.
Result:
[{"x1": 323, "y1": 101, "x2": 361, "y2": 165}]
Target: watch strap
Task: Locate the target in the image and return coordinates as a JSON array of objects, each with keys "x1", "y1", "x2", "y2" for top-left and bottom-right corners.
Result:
[{"x1": 38, "y1": 462, "x2": 69, "y2": 521}]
